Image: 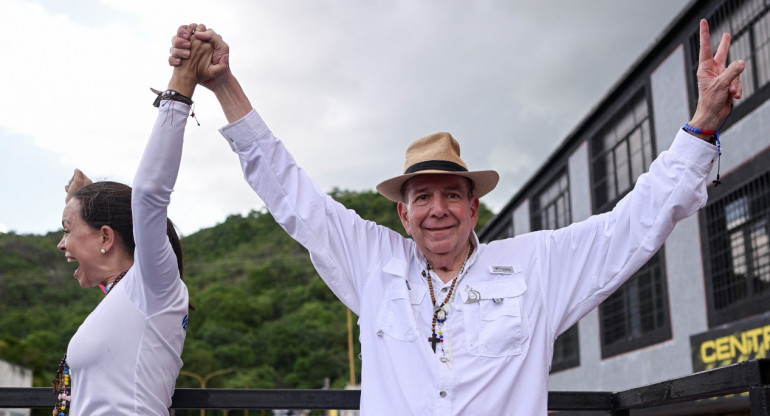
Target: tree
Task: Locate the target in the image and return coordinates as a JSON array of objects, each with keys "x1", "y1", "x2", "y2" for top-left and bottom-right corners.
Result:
[{"x1": 0, "y1": 188, "x2": 496, "y2": 395}]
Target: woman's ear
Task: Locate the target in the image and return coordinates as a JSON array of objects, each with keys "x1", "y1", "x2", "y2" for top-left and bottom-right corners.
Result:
[{"x1": 100, "y1": 225, "x2": 116, "y2": 253}]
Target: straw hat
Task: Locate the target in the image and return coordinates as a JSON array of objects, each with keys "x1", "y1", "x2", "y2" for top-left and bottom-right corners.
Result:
[{"x1": 376, "y1": 132, "x2": 499, "y2": 202}]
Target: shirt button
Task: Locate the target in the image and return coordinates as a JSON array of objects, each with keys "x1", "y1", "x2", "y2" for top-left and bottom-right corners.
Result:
[
  {"x1": 377, "y1": 330, "x2": 384, "y2": 337},
  {"x1": 441, "y1": 287, "x2": 448, "y2": 293},
  {"x1": 439, "y1": 391, "x2": 447, "y2": 398}
]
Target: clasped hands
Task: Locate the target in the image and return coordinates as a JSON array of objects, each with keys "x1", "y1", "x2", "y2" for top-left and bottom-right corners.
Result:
[{"x1": 169, "y1": 23, "x2": 231, "y2": 92}]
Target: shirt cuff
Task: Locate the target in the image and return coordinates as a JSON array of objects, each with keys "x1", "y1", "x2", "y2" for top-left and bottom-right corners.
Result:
[
  {"x1": 669, "y1": 129, "x2": 720, "y2": 174},
  {"x1": 218, "y1": 109, "x2": 271, "y2": 153}
]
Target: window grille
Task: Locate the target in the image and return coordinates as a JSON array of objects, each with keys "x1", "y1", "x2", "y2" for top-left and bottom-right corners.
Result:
[
  {"x1": 551, "y1": 325, "x2": 580, "y2": 373},
  {"x1": 530, "y1": 170, "x2": 580, "y2": 372},
  {"x1": 590, "y1": 87, "x2": 671, "y2": 358},
  {"x1": 590, "y1": 89, "x2": 654, "y2": 213},
  {"x1": 702, "y1": 165, "x2": 770, "y2": 327},
  {"x1": 531, "y1": 172, "x2": 571, "y2": 231},
  {"x1": 599, "y1": 251, "x2": 672, "y2": 358}
]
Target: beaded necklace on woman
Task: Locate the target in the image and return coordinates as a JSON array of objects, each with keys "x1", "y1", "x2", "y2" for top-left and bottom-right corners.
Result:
[
  {"x1": 52, "y1": 269, "x2": 128, "y2": 416},
  {"x1": 422, "y1": 244, "x2": 472, "y2": 368}
]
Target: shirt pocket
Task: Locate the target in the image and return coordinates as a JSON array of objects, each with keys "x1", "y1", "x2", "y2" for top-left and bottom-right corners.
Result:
[
  {"x1": 376, "y1": 279, "x2": 427, "y2": 342},
  {"x1": 460, "y1": 277, "x2": 529, "y2": 357}
]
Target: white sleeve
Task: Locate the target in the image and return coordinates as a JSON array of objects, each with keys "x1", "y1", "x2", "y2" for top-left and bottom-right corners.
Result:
[
  {"x1": 218, "y1": 110, "x2": 407, "y2": 315},
  {"x1": 130, "y1": 102, "x2": 188, "y2": 315},
  {"x1": 541, "y1": 130, "x2": 718, "y2": 337}
]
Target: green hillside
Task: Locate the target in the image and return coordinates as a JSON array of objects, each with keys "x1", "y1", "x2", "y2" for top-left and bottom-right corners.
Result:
[{"x1": 0, "y1": 189, "x2": 493, "y2": 413}]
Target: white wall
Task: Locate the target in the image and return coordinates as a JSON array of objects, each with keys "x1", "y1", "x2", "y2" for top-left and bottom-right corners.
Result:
[{"x1": 0, "y1": 359, "x2": 31, "y2": 416}]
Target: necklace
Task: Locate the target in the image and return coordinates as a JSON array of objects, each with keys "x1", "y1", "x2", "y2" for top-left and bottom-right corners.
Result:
[
  {"x1": 423, "y1": 245, "x2": 472, "y2": 354},
  {"x1": 52, "y1": 270, "x2": 128, "y2": 416}
]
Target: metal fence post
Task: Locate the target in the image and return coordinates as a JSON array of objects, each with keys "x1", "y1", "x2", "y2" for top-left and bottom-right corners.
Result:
[{"x1": 750, "y1": 385, "x2": 770, "y2": 415}]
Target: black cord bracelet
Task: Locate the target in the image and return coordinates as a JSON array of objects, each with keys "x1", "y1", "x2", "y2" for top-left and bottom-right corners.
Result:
[{"x1": 150, "y1": 88, "x2": 194, "y2": 108}]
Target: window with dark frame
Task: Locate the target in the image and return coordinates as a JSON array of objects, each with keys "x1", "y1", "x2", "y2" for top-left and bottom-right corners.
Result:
[
  {"x1": 590, "y1": 89, "x2": 655, "y2": 213},
  {"x1": 701, "y1": 152, "x2": 770, "y2": 328},
  {"x1": 551, "y1": 325, "x2": 580, "y2": 373},
  {"x1": 688, "y1": 0, "x2": 770, "y2": 121},
  {"x1": 598, "y1": 251, "x2": 672, "y2": 358},
  {"x1": 590, "y1": 87, "x2": 673, "y2": 359},
  {"x1": 531, "y1": 172, "x2": 571, "y2": 231},
  {"x1": 530, "y1": 170, "x2": 580, "y2": 372}
]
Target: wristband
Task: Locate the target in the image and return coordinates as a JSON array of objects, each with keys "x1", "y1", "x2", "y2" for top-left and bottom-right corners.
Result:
[
  {"x1": 683, "y1": 123, "x2": 720, "y2": 155},
  {"x1": 683, "y1": 123, "x2": 722, "y2": 186},
  {"x1": 151, "y1": 88, "x2": 194, "y2": 108},
  {"x1": 682, "y1": 123, "x2": 716, "y2": 137},
  {"x1": 150, "y1": 88, "x2": 200, "y2": 126}
]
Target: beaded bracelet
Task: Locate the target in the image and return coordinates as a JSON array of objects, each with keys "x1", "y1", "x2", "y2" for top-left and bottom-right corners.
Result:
[
  {"x1": 682, "y1": 123, "x2": 720, "y2": 154},
  {"x1": 683, "y1": 123, "x2": 722, "y2": 186}
]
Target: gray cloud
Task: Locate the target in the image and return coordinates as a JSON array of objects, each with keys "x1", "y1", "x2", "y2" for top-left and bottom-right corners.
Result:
[{"x1": 0, "y1": 0, "x2": 690, "y2": 235}]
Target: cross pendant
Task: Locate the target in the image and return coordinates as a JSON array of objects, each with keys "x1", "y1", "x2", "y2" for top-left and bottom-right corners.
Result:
[{"x1": 428, "y1": 332, "x2": 442, "y2": 352}]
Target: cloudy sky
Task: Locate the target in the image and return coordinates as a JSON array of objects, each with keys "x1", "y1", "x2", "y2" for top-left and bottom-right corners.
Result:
[{"x1": 1, "y1": 0, "x2": 692, "y2": 236}]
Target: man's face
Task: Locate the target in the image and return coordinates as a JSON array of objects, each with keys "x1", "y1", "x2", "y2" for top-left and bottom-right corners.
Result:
[{"x1": 397, "y1": 174, "x2": 479, "y2": 259}]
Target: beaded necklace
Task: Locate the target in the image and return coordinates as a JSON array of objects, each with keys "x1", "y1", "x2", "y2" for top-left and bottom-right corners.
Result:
[
  {"x1": 52, "y1": 270, "x2": 128, "y2": 416},
  {"x1": 423, "y1": 245, "x2": 472, "y2": 360}
]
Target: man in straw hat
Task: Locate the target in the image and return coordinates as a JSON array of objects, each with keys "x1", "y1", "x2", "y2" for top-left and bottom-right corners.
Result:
[{"x1": 170, "y1": 19, "x2": 743, "y2": 415}]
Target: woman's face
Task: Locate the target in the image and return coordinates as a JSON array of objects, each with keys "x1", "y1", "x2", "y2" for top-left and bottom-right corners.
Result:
[{"x1": 57, "y1": 198, "x2": 104, "y2": 288}]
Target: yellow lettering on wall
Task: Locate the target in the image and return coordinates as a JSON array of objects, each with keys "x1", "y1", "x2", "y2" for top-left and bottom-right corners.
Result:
[
  {"x1": 716, "y1": 336, "x2": 732, "y2": 361},
  {"x1": 697, "y1": 322, "x2": 770, "y2": 368},
  {"x1": 701, "y1": 340, "x2": 717, "y2": 364},
  {"x1": 733, "y1": 333, "x2": 751, "y2": 356},
  {"x1": 745, "y1": 328, "x2": 763, "y2": 352},
  {"x1": 763, "y1": 325, "x2": 770, "y2": 351}
]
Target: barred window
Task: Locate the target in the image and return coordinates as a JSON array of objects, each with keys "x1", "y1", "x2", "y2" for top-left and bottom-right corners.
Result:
[
  {"x1": 688, "y1": 0, "x2": 770, "y2": 116},
  {"x1": 550, "y1": 325, "x2": 580, "y2": 373},
  {"x1": 531, "y1": 172, "x2": 571, "y2": 231},
  {"x1": 590, "y1": 87, "x2": 671, "y2": 358},
  {"x1": 702, "y1": 162, "x2": 770, "y2": 327},
  {"x1": 590, "y1": 89, "x2": 654, "y2": 213},
  {"x1": 531, "y1": 170, "x2": 580, "y2": 372},
  {"x1": 598, "y1": 251, "x2": 672, "y2": 358}
]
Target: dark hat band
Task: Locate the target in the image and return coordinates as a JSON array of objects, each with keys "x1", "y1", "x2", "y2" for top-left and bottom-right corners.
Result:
[{"x1": 404, "y1": 160, "x2": 468, "y2": 174}]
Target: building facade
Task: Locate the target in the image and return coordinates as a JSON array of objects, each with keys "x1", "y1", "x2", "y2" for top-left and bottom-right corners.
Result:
[
  {"x1": 0, "y1": 359, "x2": 31, "y2": 416},
  {"x1": 479, "y1": 0, "x2": 770, "y2": 414}
]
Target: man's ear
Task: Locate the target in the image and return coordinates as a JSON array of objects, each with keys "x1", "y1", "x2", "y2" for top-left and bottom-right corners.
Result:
[
  {"x1": 397, "y1": 201, "x2": 413, "y2": 236},
  {"x1": 470, "y1": 196, "x2": 480, "y2": 228}
]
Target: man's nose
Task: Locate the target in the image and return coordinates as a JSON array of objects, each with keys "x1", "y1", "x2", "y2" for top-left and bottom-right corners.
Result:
[{"x1": 429, "y1": 195, "x2": 449, "y2": 215}]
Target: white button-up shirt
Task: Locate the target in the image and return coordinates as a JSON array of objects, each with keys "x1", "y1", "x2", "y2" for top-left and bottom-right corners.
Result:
[{"x1": 220, "y1": 110, "x2": 716, "y2": 415}]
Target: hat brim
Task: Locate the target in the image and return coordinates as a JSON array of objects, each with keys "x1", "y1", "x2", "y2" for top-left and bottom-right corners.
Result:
[{"x1": 376, "y1": 170, "x2": 499, "y2": 203}]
